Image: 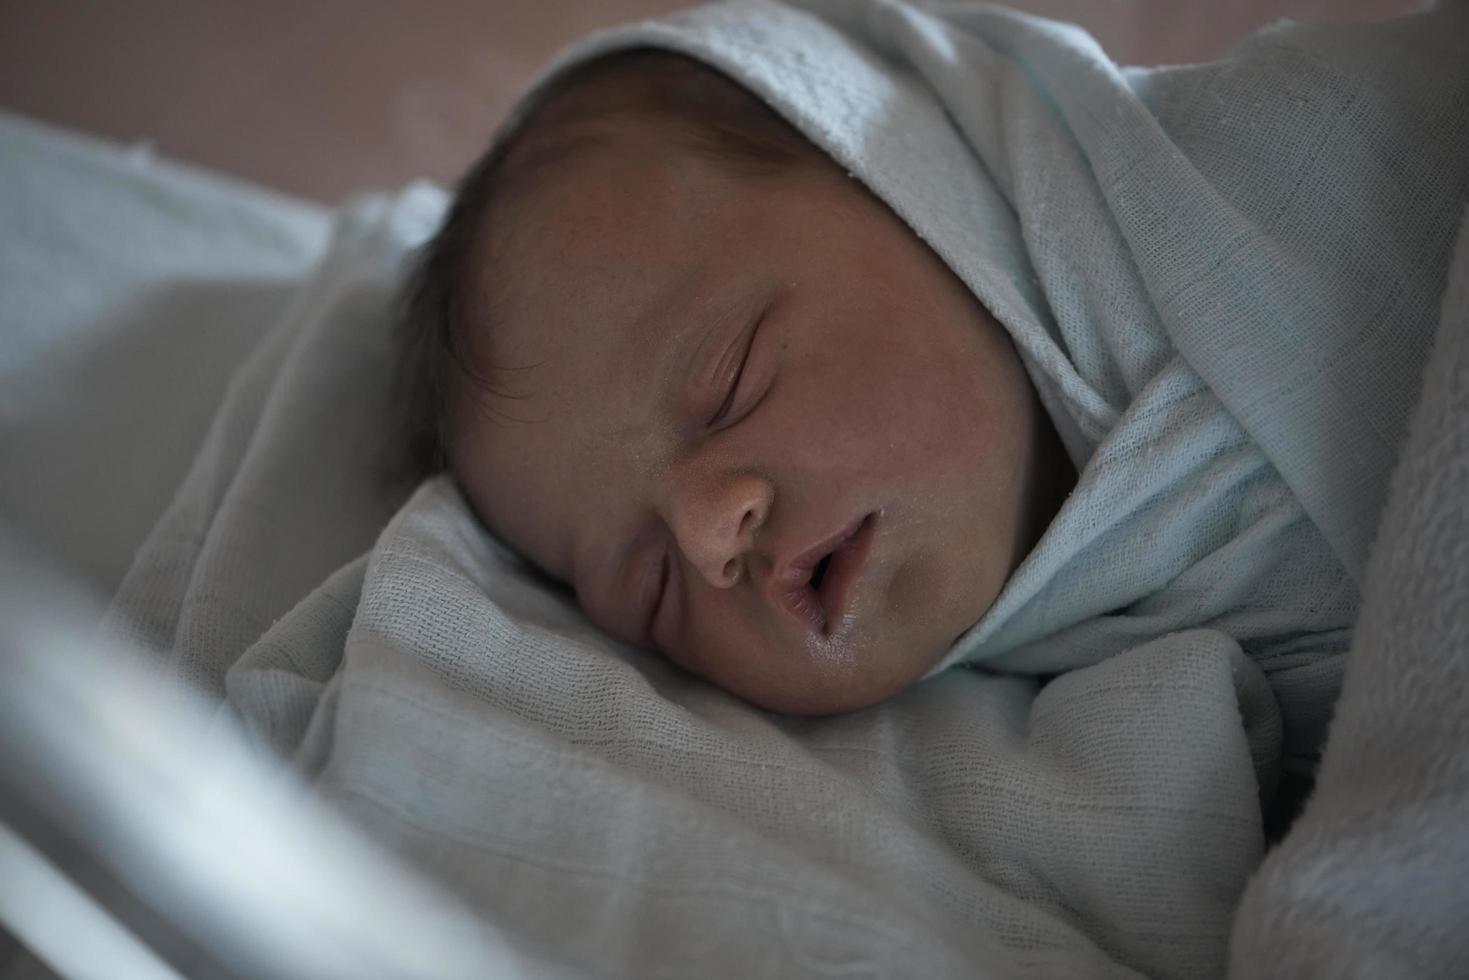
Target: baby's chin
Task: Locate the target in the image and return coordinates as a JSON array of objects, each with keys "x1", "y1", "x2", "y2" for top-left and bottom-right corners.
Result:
[
  {"x1": 683, "y1": 635, "x2": 950, "y2": 716},
  {"x1": 740, "y1": 680, "x2": 913, "y2": 717}
]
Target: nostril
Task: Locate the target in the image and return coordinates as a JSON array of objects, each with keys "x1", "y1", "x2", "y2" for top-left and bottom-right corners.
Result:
[
  {"x1": 722, "y1": 558, "x2": 740, "y2": 584},
  {"x1": 738, "y1": 506, "x2": 759, "y2": 538}
]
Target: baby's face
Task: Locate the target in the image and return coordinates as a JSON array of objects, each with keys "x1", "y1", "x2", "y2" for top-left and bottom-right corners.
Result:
[{"x1": 450, "y1": 114, "x2": 1055, "y2": 714}]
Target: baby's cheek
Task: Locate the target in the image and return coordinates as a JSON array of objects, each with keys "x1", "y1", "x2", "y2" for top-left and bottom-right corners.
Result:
[
  {"x1": 880, "y1": 553, "x2": 943, "y2": 627},
  {"x1": 667, "y1": 584, "x2": 756, "y2": 673},
  {"x1": 851, "y1": 335, "x2": 995, "y2": 481}
]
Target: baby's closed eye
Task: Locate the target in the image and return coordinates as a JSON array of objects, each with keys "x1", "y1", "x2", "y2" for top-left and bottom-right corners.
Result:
[{"x1": 688, "y1": 297, "x2": 773, "y2": 432}]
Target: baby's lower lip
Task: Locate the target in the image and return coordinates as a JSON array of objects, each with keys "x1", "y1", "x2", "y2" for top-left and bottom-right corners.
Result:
[
  {"x1": 773, "y1": 513, "x2": 877, "y2": 635},
  {"x1": 774, "y1": 579, "x2": 827, "y2": 634},
  {"x1": 816, "y1": 514, "x2": 876, "y2": 634}
]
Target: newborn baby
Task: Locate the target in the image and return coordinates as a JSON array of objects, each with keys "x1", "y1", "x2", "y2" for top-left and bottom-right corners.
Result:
[
  {"x1": 398, "y1": 49, "x2": 1076, "y2": 715},
  {"x1": 388, "y1": 0, "x2": 1466, "y2": 794}
]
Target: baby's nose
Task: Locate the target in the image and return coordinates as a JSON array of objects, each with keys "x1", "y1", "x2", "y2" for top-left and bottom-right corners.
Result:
[{"x1": 666, "y1": 469, "x2": 773, "y2": 588}]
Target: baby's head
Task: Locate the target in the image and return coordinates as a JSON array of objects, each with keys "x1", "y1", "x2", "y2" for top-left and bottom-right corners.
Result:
[{"x1": 398, "y1": 50, "x2": 1069, "y2": 715}]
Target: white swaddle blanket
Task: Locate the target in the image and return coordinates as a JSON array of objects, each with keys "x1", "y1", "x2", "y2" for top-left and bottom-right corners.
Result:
[{"x1": 95, "y1": 1, "x2": 1469, "y2": 977}]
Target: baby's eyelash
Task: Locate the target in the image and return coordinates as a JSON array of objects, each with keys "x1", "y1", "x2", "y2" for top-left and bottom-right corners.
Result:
[
  {"x1": 709, "y1": 352, "x2": 747, "y2": 425},
  {"x1": 708, "y1": 310, "x2": 765, "y2": 427}
]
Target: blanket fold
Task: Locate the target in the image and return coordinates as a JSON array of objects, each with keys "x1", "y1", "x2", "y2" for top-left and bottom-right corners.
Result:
[{"x1": 1228, "y1": 208, "x2": 1469, "y2": 979}]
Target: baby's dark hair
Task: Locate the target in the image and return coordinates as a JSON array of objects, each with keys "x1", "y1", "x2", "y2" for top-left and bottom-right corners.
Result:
[{"x1": 393, "y1": 48, "x2": 831, "y2": 482}]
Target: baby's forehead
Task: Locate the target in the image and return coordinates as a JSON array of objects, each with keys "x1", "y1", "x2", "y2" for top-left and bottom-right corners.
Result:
[
  {"x1": 461, "y1": 107, "x2": 717, "y2": 332},
  {"x1": 465, "y1": 139, "x2": 712, "y2": 348},
  {"x1": 453, "y1": 155, "x2": 727, "y2": 431}
]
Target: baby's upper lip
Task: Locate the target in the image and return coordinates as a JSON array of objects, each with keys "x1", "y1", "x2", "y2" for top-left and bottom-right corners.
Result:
[{"x1": 769, "y1": 513, "x2": 877, "y2": 634}]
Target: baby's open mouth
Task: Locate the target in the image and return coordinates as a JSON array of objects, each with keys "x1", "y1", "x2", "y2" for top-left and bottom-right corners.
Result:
[
  {"x1": 809, "y1": 554, "x2": 832, "y2": 591},
  {"x1": 773, "y1": 514, "x2": 877, "y2": 636}
]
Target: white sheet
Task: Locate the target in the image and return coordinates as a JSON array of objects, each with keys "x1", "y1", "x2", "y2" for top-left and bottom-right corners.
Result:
[{"x1": 0, "y1": 110, "x2": 330, "y2": 595}]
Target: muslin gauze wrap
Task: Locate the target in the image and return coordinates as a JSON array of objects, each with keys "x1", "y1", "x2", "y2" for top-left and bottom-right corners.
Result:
[{"x1": 534, "y1": 0, "x2": 1469, "y2": 766}]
